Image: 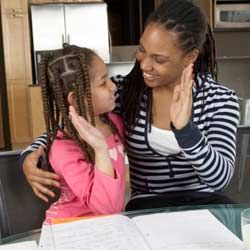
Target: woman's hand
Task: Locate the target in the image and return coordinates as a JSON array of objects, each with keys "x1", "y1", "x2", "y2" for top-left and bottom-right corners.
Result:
[
  {"x1": 23, "y1": 146, "x2": 60, "y2": 202},
  {"x1": 69, "y1": 106, "x2": 107, "y2": 151},
  {"x1": 170, "y1": 64, "x2": 194, "y2": 130}
]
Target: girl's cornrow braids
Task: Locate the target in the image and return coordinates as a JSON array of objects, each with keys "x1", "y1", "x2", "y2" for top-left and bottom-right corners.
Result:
[{"x1": 78, "y1": 51, "x2": 96, "y2": 127}]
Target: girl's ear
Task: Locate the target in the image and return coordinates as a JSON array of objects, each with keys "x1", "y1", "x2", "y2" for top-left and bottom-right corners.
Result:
[
  {"x1": 67, "y1": 91, "x2": 76, "y2": 106},
  {"x1": 185, "y1": 49, "x2": 199, "y2": 66}
]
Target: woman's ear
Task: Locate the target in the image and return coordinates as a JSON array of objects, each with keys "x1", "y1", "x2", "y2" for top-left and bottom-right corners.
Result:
[
  {"x1": 67, "y1": 91, "x2": 76, "y2": 107},
  {"x1": 185, "y1": 49, "x2": 199, "y2": 66}
]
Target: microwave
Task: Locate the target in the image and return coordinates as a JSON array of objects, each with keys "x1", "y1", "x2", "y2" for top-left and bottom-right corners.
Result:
[{"x1": 214, "y1": 0, "x2": 250, "y2": 29}]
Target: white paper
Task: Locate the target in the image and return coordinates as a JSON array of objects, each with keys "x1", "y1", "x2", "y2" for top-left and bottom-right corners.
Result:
[
  {"x1": 132, "y1": 209, "x2": 245, "y2": 250},
  {"x1": 0, "y1": 241, "x2": 37, "y2": 250},
  {"x1": 51, "y1": 215, "x2": 150, "y2": 250},
  {"x1": 38, "y1": 224, "x2": 54, "y2": 250}
]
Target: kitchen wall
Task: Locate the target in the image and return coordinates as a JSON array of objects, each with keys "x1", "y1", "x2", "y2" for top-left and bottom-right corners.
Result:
[{"x1": 214, "y1": 31, "x2": 250, "y2": 98}]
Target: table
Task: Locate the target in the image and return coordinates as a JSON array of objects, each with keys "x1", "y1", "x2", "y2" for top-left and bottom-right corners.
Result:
[{"x1": 1, "y1": 203, "x2": 250, "y2": 246}]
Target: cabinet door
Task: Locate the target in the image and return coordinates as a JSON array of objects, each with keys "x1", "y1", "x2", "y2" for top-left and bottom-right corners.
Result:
[
  {"x1": 1, "y1": 0, "x2": 28, "y2": 14},
  {"x1": 31, "y1": 4, "x2": 65, "y2": 51},
  {"x1": 7, "y1": 81, "x2": 32, "y2": 143},
  {"x1": 65, "y1": 3, "x2": 110, "y2": 62},
  {"x1": 0, "y1": 99, "x2": 4, "y2": 148},
  {"x1": 1, "y1": 12, "x2": 32, "y2": 80}
]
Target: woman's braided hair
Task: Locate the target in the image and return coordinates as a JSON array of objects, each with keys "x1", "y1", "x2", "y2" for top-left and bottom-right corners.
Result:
[
  {"x1": 120, "y1": 0, "x2": 218, "y2": 130},
  {"x1": 39, "y1": 44, "x2": 122, "y2": 166}
]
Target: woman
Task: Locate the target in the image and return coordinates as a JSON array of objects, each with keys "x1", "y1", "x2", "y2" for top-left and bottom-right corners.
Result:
[{"x1": 21, "y1": 0, "x2": 239, "y2": 210}]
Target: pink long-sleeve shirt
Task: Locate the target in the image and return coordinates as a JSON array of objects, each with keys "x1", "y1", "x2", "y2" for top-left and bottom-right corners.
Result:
[{"x1": 45, "y1": 113, "x2": 125, "y2": 223}]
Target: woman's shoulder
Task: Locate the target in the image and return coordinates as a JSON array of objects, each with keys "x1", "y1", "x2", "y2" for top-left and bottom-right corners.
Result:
[{"x1": 196, "y1": 73, "x2": 238, "y2": 100}]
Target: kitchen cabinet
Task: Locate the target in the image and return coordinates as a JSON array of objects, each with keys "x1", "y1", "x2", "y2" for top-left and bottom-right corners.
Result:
[
  {"x1": 31, "y1": 0, "x2": 103, "y2": 3},
  {"x1": 0, "y1": 99, "x2": 4, "y2": 149},
  {"x1": 30, "y1": 3, "x2": 110, "y2": 63},
  {"x1": 1, "y1": 0, "x2": 32, "y2": 144},
  {"x1": 192, "y1": 0, "x2": 213, "y2": 27}
]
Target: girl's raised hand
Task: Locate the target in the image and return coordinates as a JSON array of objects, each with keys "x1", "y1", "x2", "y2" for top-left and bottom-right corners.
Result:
[
  {"x1": 170, "y1": 64, "x2": 194, "y2": 130},
  {"x1": 69, "y1": 106, "x2": 107, "y2": 151}
]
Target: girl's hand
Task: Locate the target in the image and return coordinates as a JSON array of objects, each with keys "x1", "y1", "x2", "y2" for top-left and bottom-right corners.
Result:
[
  {"x1": 170, "y1": 64, "x2": 194, "y2": 130},
  {"x1": 70, "y1": 106, "x2": 114, "y2": 177},
  {"x1": 69, "y1": 106, "x2": 107, "y2": 151}
]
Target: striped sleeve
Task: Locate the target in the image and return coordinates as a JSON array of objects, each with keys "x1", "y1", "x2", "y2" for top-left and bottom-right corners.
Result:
[
  {"x1": 19, "y1": 133, "x2": 48, "y2": 168},
  {"x1": 173, "y1": 90, "x2": 239, "y2": 191}
]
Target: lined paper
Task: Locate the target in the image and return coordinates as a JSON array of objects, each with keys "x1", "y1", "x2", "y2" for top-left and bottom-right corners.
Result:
[
  {"x1": 0, "y1": 241, "x2": 37, "y2": 250},
  {"x1": 51, "y1": 215, "x2": 150, "y2": 250},
  {"x1": 133, "y1": 209, "x2": 245, "y2": 250}
]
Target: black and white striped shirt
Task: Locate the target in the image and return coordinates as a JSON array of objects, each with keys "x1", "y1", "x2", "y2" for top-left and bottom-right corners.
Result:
[
  {"x1": 21, "y1": 73, "x2": 239, "y2": 200},
  {"x1": 113, "y1": 73, "x2": 239, "y2": 199}
]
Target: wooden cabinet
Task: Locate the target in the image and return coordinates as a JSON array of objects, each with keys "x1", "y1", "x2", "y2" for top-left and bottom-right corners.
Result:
[
  {"x1": 192, "y1": 0, "x2": 213, "y2": 27},
  {"x1": 28, "y1": 86, "x2": 45, "y2": 139},
  {"x1": 7, "y1": 81, "x2": 32, "y2": 143},
  {"x1": 1, "y1": 0, "x2": 28, "y2": 13},
  {"x1": 30, "y1": 0, "x2": 103, "y2": 3},
  {"x1": 1, "y1": 0, "x2": 32, "y2": 144},
  {"x1": 0, "y1": 99, "x2": 4, "y2": 148}
]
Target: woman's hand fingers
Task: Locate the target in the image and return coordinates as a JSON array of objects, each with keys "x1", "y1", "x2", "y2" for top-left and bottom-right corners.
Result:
[
  {"x1": 31, "y1": 181, "x2": 56, "y2": 202},
  {"x1": 27, "y1": 167, "x2": 60, "y2": 187}
]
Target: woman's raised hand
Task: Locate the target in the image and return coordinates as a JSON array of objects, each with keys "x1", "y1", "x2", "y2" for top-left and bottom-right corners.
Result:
[
  {"x1": 69, "y1": 106, "x2": 107, "y2": 151},
  {"x1": 170, "y1": 64, "x2": 194, "y2": 130}
]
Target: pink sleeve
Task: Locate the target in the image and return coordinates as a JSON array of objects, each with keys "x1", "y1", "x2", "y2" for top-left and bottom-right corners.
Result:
[{"x1": 49, "y1": 140, "x2": 125, "y2": 214}]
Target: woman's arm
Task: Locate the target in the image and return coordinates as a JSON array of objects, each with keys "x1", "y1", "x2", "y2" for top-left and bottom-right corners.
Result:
[
  {"x1": 22, "y1": 144, "x2": 60, "y2": 202},
  {"x1": 173, "y1": 92, "x2": 239, "y2": 191}
]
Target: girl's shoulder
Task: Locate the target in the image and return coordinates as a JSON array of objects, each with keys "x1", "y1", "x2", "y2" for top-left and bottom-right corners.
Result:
[
  {"x1": 108, "y1": 113, "x2": 124, "y2": 135},
  {"x1": 50, "y1": 131, "x2": 82, "y2": 157}
]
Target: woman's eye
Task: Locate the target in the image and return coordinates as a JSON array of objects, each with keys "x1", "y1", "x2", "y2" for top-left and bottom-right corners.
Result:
[
  {"x1": 154, "y1": 57, "x2": 167, "y2": 64},
  {"x1": 138, "y1": 46, "x2": 145, "y2": 53}
]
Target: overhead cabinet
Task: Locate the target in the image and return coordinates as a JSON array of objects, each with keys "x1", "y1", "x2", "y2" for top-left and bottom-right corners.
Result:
[{"x1": 30, "y1": 3, "x2": 110, "y2": 63}]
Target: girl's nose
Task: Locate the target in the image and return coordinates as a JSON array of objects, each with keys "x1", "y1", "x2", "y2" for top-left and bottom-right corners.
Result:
[{"x1": 108, "y1": 78, "x2": 117, "y2": 93}]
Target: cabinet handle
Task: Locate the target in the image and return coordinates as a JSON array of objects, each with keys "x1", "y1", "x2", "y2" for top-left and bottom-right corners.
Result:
[
  {"x1": 8, "y1": 8, "x2": 23, "y2": 14},
  {"x1": 62, "y1": 34, "x2": 65, "y2": 45},
  {"x1": 10, "y1": 13, "x2": 24, "y2": 18}
]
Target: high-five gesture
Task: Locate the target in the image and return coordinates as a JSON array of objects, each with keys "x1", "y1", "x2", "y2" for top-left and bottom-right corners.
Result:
[
  {"x1": 69, "y1": 106, "x2": 107, "y2": 151},
  {"x1": 170, "y1": 64, "x2": 194, "y2": 130}
]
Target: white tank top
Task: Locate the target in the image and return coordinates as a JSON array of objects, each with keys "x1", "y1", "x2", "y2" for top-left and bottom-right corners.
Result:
[{"x1": 148, "y1": 125, "x2": 181, "y2": 155}]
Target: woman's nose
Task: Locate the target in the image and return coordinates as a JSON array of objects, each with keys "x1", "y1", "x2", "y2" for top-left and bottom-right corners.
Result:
[{"x1": 140, "y1": 56, "x2": 153, "y2": 72}]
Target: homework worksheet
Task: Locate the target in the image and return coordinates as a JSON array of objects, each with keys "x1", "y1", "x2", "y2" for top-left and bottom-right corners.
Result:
[
  {"x1": 0, "y1": 241, "x2": 37, "y2": 250},
  {"x1": 133, "y1": 209, "x2": 245, "y2": 250}
]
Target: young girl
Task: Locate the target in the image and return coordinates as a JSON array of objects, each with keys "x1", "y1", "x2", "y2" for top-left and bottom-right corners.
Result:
[{"x1": 39, "y1": 44, "x2": 125, "y2": 223}]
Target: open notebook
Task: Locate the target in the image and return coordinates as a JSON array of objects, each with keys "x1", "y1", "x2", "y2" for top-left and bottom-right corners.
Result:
[{"x1": 39, "y1": 209, "x2": 245, "y2": 250}]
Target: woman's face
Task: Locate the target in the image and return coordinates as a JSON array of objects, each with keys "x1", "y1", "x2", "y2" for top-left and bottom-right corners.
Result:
[
  {"x1": 136, "y1": 22, "x2": 191, "y2": 89},
  {"x1": 89, "y1": 56, "x2": 116, "y2": 115}
]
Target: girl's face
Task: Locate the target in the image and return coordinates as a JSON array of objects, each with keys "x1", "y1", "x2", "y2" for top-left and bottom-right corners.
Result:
[
  {"x1": 89, "y1": 56, "x2": 116, "y2": 115},
  {"x1": 136, "y1": 22, "x2": 195, "y2": 89}
]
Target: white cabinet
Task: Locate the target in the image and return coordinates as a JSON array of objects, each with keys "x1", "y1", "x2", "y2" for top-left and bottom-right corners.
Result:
[
  {"x1": 30, "y1": 3, "x2": 110, "y2": 62},
  {"x1": 31, "y1": 4, "x2": 65, "y2": 51}
]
